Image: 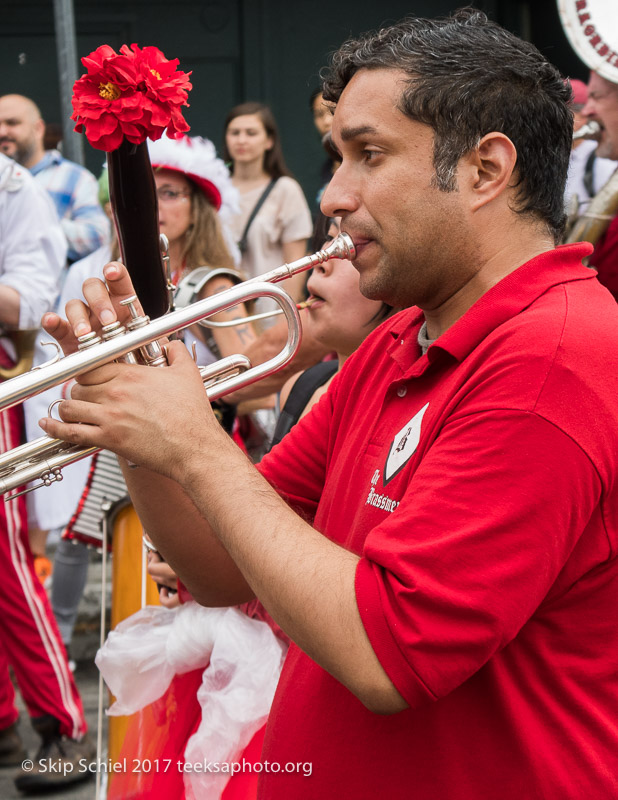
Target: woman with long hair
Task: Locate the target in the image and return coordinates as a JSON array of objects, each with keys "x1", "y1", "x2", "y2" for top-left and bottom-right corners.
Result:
[{"x1": 223, "y1": 102, "x2": 313, "y2": 322}]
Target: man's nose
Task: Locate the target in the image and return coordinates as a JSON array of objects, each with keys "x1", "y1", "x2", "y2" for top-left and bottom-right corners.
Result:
[
  {"x1": 581, "y1": 97, "x2": 596, "y2": 118},
  {"x1": 321, "y1": 163, "x2": 358, "y2": 218}
]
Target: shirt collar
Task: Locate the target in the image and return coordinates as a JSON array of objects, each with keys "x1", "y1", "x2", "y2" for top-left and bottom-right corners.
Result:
[
  {"x1": 387, "y1": 243, "x2": 595, "y2": 377},
  {"x1": 29, "y1": 149, "x2": 62, "y2": 176}
]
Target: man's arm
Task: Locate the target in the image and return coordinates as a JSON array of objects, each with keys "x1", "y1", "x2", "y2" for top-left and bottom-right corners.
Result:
[
  {"x1": 224, "y1": 316, "x2": 331, "y2": 404},
  {"x1": 119, "y1": 464, "x2": 256, "y2": 607},
  {"x1": 40, "y1": 261, "x2": 406, "y2": 713},
  {"x1": 41, "y1": 342, "x2": 406, "y2": 714},
  {"x1": 179, "y1": 418, "x2": 407, "y2": 715},
  {"x1": 0, "y1": 286, "x2": 21, "y2": 328}
]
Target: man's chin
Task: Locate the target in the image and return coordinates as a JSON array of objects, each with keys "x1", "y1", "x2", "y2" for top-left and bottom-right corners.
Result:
[
  {"x1": 358, "y1": 273, "x2": 396, "y2": 306},
  {"x1": 596, "y1": 138, "x2": 618, "y2": 161}
]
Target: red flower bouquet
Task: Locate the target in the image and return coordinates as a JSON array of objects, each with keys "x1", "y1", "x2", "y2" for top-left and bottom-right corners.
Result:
[{"x1": 71, "y1": 43, "x2": 192, "y2": 151}]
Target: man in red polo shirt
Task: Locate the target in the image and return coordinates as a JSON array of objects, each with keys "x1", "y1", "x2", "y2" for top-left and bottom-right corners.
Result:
[{"x1": 43, "y1": 9, "x2": 618, "y2": 799}]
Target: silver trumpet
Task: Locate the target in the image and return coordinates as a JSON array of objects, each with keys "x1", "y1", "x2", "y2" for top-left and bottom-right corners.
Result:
[
  {"x1": 0, "y1": 233, "x2": 355, "y2": 497},
  {"x1": 573, "y1": 120, "x2": 601, "y2": 142}
]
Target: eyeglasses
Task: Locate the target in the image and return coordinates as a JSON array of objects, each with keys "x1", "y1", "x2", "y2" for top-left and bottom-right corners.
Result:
[{"x1": 157, "y1": 188, "x2": 191, "y2": 203}]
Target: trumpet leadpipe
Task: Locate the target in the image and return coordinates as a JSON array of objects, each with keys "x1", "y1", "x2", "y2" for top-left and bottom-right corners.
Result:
[
  {"x1": 244, "y1": 232, "x2": 355, "y2": 286},
  {"x1": 0, "y1": 281, "x2": 296, "y2": 414}
]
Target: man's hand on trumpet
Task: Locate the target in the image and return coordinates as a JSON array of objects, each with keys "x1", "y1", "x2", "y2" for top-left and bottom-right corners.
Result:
[
  {"x1": 39, "y1": 261, "x2": 228, "y2": 483},
  {"x1": 41, "y1": 262, "x2": 145, "y2": 354}
]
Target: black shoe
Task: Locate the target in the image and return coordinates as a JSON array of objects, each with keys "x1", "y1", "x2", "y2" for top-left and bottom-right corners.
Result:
[
  {"x1": 0, "y1": 720, "x2": 27, "y2": 767},
  {"x1": 14, "y1": 715, "x2": 95, "y2": 794}
]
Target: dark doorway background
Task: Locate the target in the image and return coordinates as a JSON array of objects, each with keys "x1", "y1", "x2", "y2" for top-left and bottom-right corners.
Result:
[{"x1": 2, "y1": 1, "x2": 586, "y2": 208}]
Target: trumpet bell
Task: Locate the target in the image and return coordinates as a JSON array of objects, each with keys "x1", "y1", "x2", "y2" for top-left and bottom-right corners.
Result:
[{"x1": 0, "y1": 233, "x2": 355, "y2": 498}]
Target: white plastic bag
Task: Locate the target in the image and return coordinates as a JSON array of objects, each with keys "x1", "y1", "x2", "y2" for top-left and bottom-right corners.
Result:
[
  {"x1": 95, "y1": 601, "x2": 286, "y2": 800},
  {"x1": 96, "y1": 602, "x2": 225, "y2": 716},
  {"x1": 184, "y1": 608, "x2": 285, "y2": 799}
]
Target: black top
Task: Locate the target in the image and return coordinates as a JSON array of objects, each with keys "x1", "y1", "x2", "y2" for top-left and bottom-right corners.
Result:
[{"x1": 270, "y1": 360, "x2": 339, "y2": 449}]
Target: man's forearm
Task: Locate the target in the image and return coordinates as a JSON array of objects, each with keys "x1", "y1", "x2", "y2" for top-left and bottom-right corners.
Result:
[
  {"x1": 180, "y1": 433, "x2": 408, "y2": 714},
  {"x1": 0, "y1": 286, "x2": 21, "y2": 328},
  {"x1": 121, "y1": 463, "x2": 255, "y2": 606},
  {"x1": 224, "y1": 317, "x2": 330, "y2": 404}
]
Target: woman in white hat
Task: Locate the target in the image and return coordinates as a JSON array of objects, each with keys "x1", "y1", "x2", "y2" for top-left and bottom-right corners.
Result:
[{"x1": 148, "y1": 133, "x2": 256, "y2": 367}]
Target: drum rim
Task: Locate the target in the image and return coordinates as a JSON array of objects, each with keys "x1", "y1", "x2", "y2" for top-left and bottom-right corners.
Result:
[{"x1": 557, "y1": 0, "x2": 618, "y2": 84}]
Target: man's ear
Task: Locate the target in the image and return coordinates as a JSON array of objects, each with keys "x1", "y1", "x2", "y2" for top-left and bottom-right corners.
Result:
[
  {"x1": 34, "y1": 117, "x2": 46, "y2": 145},
  {"x1": 464, "y1": 132, "x2": 518, "y2": 211}
]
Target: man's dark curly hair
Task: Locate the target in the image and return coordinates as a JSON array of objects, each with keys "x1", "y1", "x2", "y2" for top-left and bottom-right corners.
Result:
[{"x1": 321, "y1": 9, "x2": 573, "y2": 242}]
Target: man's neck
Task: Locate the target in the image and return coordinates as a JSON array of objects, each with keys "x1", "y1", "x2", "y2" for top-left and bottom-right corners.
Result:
[
  {"x1": 423, "y1": 228, "x2": 555, "y2": 340},
  {"x1": 233, "y1": 160, "x2": 269, "y2": 185},
  {"x1": 21, "y1": 146, "x2": 45, "y2": 171}
]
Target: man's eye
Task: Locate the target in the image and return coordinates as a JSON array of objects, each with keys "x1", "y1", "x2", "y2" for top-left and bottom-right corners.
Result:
[{"x1": 363, "y1": 150, "x2": 381, "y2": 162}]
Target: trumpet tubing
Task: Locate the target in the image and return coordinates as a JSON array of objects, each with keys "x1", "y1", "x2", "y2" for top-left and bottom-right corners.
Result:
[
  {"x1": 572, "y1": 120, "x2": 601, "y2": 142},
  {"x1": 0, "y1": 233, "x2": 355, "y2": 497}
]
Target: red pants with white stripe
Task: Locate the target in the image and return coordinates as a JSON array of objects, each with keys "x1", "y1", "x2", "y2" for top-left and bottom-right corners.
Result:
[{"x1": 0, "y1": 363, "x2": 86, "y2": 739}]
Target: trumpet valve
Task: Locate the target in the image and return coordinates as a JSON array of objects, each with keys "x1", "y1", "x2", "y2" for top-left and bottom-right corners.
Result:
[
  {"x1": 121, "y1": 295, "x2": 146, "y2": 327},
  {"x1": 77, "y1": 331, "x2": 102, "y2": 350},
  {"x1": 101, "y1": 321, "x2": 126, "y2": 340},
  {"x1": 121, "y1": 295, "x2": 166, "y2": 366}
]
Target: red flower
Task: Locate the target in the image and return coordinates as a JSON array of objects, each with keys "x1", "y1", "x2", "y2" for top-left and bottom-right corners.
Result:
[{"x1": 71, "y1": 43, "x2": 192, "y2": 152}]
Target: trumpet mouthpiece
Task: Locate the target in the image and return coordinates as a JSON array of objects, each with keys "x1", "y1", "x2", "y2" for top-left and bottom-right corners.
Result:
[{"x1": 323, "y1": 232, "x2": 356, "y2": 261}]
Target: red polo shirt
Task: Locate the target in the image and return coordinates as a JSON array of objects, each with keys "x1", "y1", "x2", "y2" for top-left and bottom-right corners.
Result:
[{"x1": 257, "y1": 244, "x2": 618, "y2": 799}]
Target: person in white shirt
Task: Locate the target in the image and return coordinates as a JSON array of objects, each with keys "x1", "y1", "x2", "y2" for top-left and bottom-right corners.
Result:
[
  {"x1": 0, "y1": 152, "x2": 95, "y2": 794},
  {"x1": 564, "y1": 78, "x2": 617, "y2": 219}
]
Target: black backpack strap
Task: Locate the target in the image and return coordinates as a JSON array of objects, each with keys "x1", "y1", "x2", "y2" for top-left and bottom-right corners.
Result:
[
  {"x1": 270, "y1": 360, "x2": 339, "y2": 448},
  {"x1": 583, "y1": 149, "x2": 597, "y2": 198},
  {"x1": 238, "y1": 179, "x2": 278, "y2": 253}
]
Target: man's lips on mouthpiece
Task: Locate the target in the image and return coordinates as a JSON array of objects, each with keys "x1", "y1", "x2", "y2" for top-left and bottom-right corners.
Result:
[{"x1": 350, "y1": 238, "x2": 374, "y2": 258}]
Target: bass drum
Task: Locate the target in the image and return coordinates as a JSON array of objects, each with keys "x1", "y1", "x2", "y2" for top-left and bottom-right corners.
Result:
[
  {"x1": 557, "y1": 0, "x2": 618, "y2": 84},
  {"x1": 105, "y1": 496, "x2": 161, "y2": 766}
]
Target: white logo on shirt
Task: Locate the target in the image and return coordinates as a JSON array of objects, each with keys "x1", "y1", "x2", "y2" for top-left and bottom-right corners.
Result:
[{"x1": 383, "y1": 402, "x2": 429, "y2": 485}]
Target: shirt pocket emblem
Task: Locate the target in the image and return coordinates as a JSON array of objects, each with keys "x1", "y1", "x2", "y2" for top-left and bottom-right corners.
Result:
[{"x1": 383, "y1": 402, "x2": 429, "y2": 485}]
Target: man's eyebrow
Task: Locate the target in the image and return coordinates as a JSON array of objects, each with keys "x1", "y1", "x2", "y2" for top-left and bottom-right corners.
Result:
[{"x1": 339, "y1": 124, "x2": 378, "y2": 142}]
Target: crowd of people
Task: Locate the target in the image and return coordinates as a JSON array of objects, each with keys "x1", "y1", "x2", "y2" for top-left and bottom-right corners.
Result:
[{"x1": 0, "y1": 5, "x2": 617, "y2": 798}]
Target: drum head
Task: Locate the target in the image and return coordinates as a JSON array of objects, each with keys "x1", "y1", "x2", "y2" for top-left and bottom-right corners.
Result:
[{"x1": 557, "y1": 0, "x2": 618, "y2": 84}]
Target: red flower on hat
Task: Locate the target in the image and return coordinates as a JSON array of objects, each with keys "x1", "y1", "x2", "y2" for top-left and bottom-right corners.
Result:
[{"x1": 71, "y1": 43, "x2": 192, "y2": 152}]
